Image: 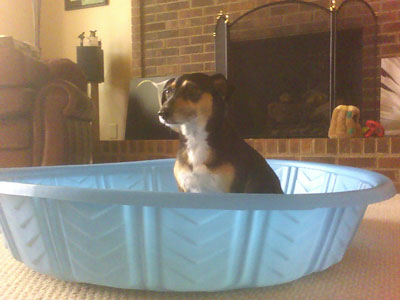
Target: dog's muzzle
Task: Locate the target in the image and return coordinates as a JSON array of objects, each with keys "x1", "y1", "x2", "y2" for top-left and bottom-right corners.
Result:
[
  {"x1": 158, "y1": 108, "x2": 173, "y2": 125},
  {"x1": 158, "y1": 108, "x2": 169, "y2": 120}
]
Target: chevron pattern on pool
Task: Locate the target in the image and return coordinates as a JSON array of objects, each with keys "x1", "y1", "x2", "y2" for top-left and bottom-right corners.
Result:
[
  {"x1": 0, "y1": 197, "x2": 367, "y2": 291},
  {"x1": 0, "y1": 160, "x2": 380, "y2": 291}
]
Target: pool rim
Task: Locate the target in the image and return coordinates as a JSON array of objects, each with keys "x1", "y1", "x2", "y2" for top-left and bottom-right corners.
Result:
[{"x1": 0, "y1": 159, "x2": 396, "y2": 211}]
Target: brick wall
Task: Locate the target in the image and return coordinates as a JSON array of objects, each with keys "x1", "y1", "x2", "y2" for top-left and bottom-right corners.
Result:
[
  {"x1": 94, "y1": 137, "x2": 400, "y2": 192},
  {"x1": 131, "y1": 0, "x2": 400, "y2": 77},
  {"x1": 123, "y1": 1, "x2": 400, "y2": 193}
]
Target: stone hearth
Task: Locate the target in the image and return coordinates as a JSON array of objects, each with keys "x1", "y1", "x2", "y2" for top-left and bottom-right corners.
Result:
[{"x1": 94, "y1": 137, "x2": 400, "y2": 192}]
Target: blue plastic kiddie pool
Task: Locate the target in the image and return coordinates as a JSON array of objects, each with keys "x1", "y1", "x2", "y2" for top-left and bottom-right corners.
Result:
[{"x1": 0, "y1": 159, "x2": 396, "y2": 292}]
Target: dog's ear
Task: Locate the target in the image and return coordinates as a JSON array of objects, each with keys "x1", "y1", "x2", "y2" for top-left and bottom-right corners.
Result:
[
  {"x1": 211, "y1": 73, "x2": 228, "y2": 98},
  {"x1": 161, "y1": 77, "x2": 175, "y2": 104},
  {"x1": 211, "y1": 73, "x2": 235, "y2": 103}
]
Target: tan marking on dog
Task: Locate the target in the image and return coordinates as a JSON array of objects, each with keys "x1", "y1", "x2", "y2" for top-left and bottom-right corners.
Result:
[
  {"x1": 169, "y1": 92, "x2": 213, "y2": 126},
  {"x1": 196, "y1": 93, "x2": 213, "y2": 124},
  {"x1": 174, "y1": 159, "x2": 189, "y2": 192},
  {"x1": 171, "y1": 97, "x2": 197, "y2": 124},
  {"x1": 208, "y1": 162, "x2": 235, "y2": 192},
  {"x1": 174, "y1": 159, "x2": 235, "y2": 193}
]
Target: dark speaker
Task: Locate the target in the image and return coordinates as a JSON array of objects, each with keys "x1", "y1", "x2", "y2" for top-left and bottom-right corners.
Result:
[{"x1": 76, "y1": 46, "x2": 104, "y2": 83}]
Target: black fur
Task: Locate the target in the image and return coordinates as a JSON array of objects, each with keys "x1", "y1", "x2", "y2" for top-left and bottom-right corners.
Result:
[{"x1": 159, "y1": 73, "x2": 283, "y2": 194}]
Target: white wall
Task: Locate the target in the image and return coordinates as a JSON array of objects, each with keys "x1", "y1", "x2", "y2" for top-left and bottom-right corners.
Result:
[
  {"x1": 0, "y1": 0, "x2": 35, "y2": 45},
  {"x1": 40, "y1": 0, "x2": 132, "y2": 140}
]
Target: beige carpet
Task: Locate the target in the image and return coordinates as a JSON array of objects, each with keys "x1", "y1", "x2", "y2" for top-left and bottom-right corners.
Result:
[{"x1": 1, "y1": 195, "x2": 399, "y2": 300}]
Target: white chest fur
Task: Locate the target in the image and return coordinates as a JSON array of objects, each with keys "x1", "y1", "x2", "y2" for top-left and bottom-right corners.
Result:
[
  {"x1": 175, "y1": 122, "x2": 235, "y2": 193},
  {"x1": 180, "y1": 123, "x2": 209, "y2": 165},
  {"x1": 175, "y1": 163, "x2": 233, "y2": 193}
]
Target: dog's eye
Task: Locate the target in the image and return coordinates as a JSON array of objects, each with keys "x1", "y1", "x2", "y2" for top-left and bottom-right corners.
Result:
[{"x1": 164, "y1": 88, "x2": 173, "y2": 97}]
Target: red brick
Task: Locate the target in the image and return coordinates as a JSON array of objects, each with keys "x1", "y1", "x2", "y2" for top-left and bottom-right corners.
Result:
[
  {"x1": 166, "y1": 1, "x2": 189, "y2": 11},
  {"x1": 301, "y1": 139, "x2": 313, "y2": 154},
  {"x1": 314, "y1": 139, "x2": 326, "y2": 154},
  {"x1": 373, "y1": 169, "x2": 399, "y2": 182},
  {"x1": 377, "y1": 138, "x2": 390, "y2": 153},
  {"x1": 301, "y1": 157, "x2": 336, "y2": 164},
  {"x1": 181, "y1": 63, "x2": 204, "y2": 73},
  {"x1": 165, "y1": 37, "x2": 190, "y2": 47},
  {"x1": 203, "y1": 24, "x2": 216, "y2": 34},
  {"x1": 157, "y1": 65, "x2": 179, "y2": 75},
  {"x1": 144, "y1": 14, "x2": 156, "y2": 23},
  {"x1": 145, "y1": 5, "x2": 167, "y2": 14},
  {"x1": 338, "y1": 157, "x2": 377, "y2": 168},
  {"x1": 246, "y1": 139, "x2": 255, "y2": 148},
  {"x1": 204, "y1": 62, "x2": 215, "y2": 72},
  {"x1": 144, "y1": 22, "x2": 166, "y2": 32},
  {"x1": 190, "y1": 16, "x2": 215, "y2": 26},
  {"x1": 379, "y1": 12, "x2": 399, "y2": 24},
  {"x1": 378, "y1": 157, "x2": 400, "y2": 168},
  {"x1": 156, "y1": 141, "x2": 165, "y2": 153},
  {"x1": 157, "y1": 29, "x2": 179, "y2": 39},
  {"x1": 190, "y1": 34, "x2": 214, "y2": 45},
  {"x1": 392, "y1": 137, "x2": 400, "y2": 153},
  {"x1": 138, "y1": 141, "x2": 145, "y2": 153},
  {"x1": 165, "y1": 19, "x2": 190, "y2": 29},
  {"x1": 191, "y1": 0, "x2": 213, "y2": 7},
  {"x1": 350, "y1": 138, "x2": 363, "y2": 154},
  {"x1": 159, "y1": 48, "x2": 179, "y2": 56},
  {"x1": 179, "y1": 26, "x2": 202, "y2": 36},
  {"x1": 204, "y1": 43, "x2": 215, "y2": 52},
  {"x1": 166, "y1": 55, "x2": 191, "y2": 64},
  {"x1": 364, "y1": 138, "x2": 376, "y2": 153},
  {"x1": 166, "y1": 140, "x2": 174, "y2": 154},
  {"x1": 191, "y1": 53, "x2": 214, "y2": 62},
  {"x1": 178, "y1": 8, "x2": 203, "y2": 18},
  {"x1": 137, "y1": 0, "x2": 400, "y2": 81},
  {"x1": 144, "y1": 31, "x2": 158, "y2": 41},
  {"x1": 253, "y1": 140, "x2": 264, "y2": 154},
  {"x1": 381, "y1": 1, "x2": 400, "y2": 11},
  {"x1": 124, "y1": 143, "x2": 134, "y2": 155},
  {"x1": 339, "y1": 139, "x2": 351, "y2": 154},
  {"x1": 203, "y1": 5, "x2": 228, "y2": 16},
  {"x1": 289, "y1": 139, "x2": 300, "y2": 154},
  {"x1": 145, "y1": 57, "x2": 166, "y2": 66},
  {"x1": 327, "y1": 139, "x2": 338, "y2": 154},
  {"x1": 145, "y1": 67, "x2": 157, "y2": 76},
  {"x1": 156, "y1": 11, "x2": 178, "y2": 21},
  {"x1": 278, "y1": 139, "x2": 288, "y2": 154},
  {"x1": 180, "y1": 45, "x2": 203, "y2": 55},
  {"x1": 146, "y1": 140, "x2": 156, "y2": 153},
  {"x1": 379, "y1": 45, "x2": 400, "y2": 56},
  {"x1": 265, "y1": 139, "x2": 278, "y2": 154},
  {"x1": 145, "y1": 40, "x2": 163, "y2": 49}
]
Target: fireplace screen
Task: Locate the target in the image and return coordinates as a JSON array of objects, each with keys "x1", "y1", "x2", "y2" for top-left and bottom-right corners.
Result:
[{"x1": 215, "y1": 0, "x2": 378, "y2": 138}]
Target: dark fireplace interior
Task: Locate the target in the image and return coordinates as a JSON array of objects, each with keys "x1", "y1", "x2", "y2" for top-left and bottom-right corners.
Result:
[{"x1": 227, "y1": 29, "x2": 363, "y2": 138}]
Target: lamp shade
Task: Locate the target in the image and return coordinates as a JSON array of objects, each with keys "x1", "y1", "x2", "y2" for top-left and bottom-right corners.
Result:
[{"x1": 76, "y1": 46, "x2": 104, "y2": 83}]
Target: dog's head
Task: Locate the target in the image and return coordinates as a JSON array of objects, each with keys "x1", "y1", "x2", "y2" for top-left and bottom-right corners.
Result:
[{"x1": 158, "y1": 73, "x2": 228, "y2": 129}]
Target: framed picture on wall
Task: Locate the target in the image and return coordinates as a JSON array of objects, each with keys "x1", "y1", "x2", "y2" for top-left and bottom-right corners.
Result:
[
  {"x1": 65, "y1": 0, "x2": 108, "y2": 11},
  {"x1": 381, "y1": 57, "x2": 400, "y2": 135}
]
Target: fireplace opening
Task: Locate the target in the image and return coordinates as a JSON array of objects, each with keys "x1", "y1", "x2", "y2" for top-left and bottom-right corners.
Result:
[
  {"x1": 227, "y1": 29, "x2": 363, "y2": 138},
  {"x1": 215, "y1": 0, "x2": 379, "y2": 139}
]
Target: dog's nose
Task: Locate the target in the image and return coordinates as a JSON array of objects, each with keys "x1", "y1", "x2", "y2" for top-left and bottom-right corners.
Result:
[{"x1": 158, "y1": 109, "x2": 169, "y2": 120}]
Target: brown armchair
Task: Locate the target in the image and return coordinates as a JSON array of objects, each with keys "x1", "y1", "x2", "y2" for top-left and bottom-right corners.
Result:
[{"x1": 0, "y1": 36, "x2": 94, "y2": 168}]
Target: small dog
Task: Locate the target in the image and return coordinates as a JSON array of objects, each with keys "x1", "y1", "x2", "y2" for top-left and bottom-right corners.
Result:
[{"x1": 158, "y1": 73, "x2": 283, "y2": 194}]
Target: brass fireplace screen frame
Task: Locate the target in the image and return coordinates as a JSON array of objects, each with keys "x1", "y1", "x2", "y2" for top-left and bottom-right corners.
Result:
[{"x1": 214, "y1": 0, "x2": 379, "y2": 121}]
